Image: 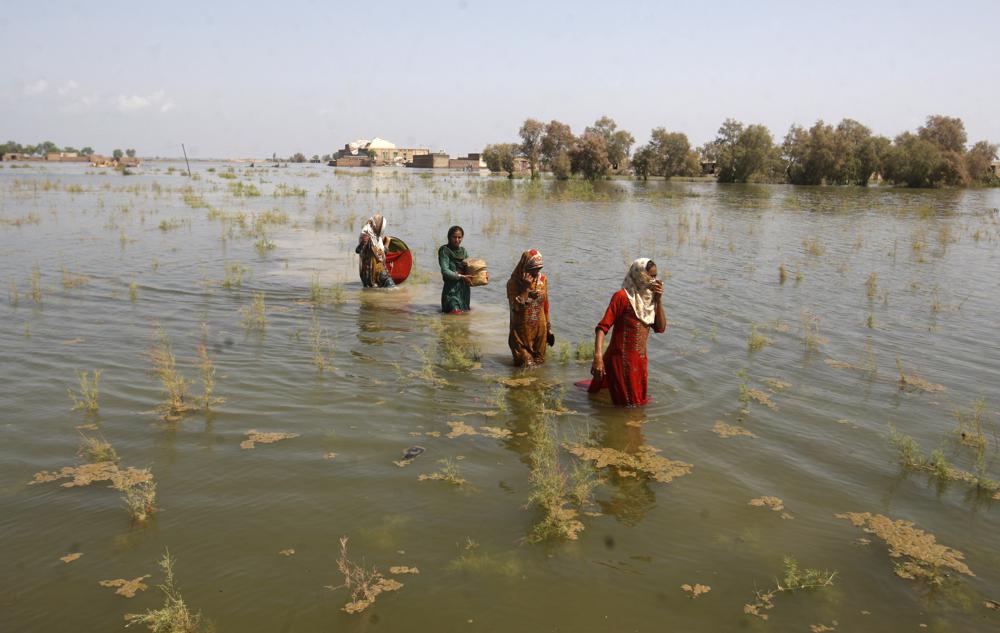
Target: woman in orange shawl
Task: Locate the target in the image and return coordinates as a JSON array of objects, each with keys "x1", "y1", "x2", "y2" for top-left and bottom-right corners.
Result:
[{"x1": 506, "y1": 249, "x2": 554, "y2": 366}]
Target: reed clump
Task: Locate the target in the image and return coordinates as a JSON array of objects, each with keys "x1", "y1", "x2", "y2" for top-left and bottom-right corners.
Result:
[
  {"x1": 800, "y1": 310, "x2": 827, "y2": 350},
  {"x1": 329, "y1": 536, "x2": 403, "y2": 614},
  {"x1": 30, "y1": 263, "x2": 42, "y2": 303},
  {"x1": 78, "y1": 434, "x2": 119, "y2": 463},
  {"x1": 748, "y1": 323, "x2": 774, "y2": 352},
  {"x1": 744, "y1": 557, "x2": 836, "y2": 620},
  {"x1": 865, "y1": 272, "x2": 877, "y2": 298},
  {"x1": 574, "y1": 339, "x2": 595, "y2": 361},
  {"x1": 196, "y1": 339, "x2": 223, "y2": 411},
  {"x1": 8, "y1": 279, "x2": 18, "y2": 306},
  {"x1": 221, "y1": 262, "x2": 249, "y2": 289},
  {"x1": 60, "y1": 266, "x2": 90, "y2": 289},
  {"x1": 418, "y1": 458, "x2": 468, "y2": 486},
  {"x1": 150, "y1": 326, "x2": 196, "y2": 422},
  {"x1": 69, "y1": 370, "x2": 102, "y2": 414},
  {"x1": 120, "y1": 480, "x2": 158, "y2": 523},
  {"x1": 525, "y1": 416, "x2": 592, "y2": 542},
  {"x1": 241, "y1": 292, "x2": 267, "y2": 331},
  {"x1": 125, "y1": 551, "x2": 203, "y2": 632}
]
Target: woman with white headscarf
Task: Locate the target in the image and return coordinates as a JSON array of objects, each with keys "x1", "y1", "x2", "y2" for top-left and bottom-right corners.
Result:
[
  {"x1": 355, "y1": 213, "x2": 395, "y2": 288},
  {"x1": 587, "y1": 258, "x2": 667, "y2": 406}
]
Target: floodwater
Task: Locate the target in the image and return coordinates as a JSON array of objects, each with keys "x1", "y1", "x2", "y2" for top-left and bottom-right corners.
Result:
[{"x1": 1, "y1": 161, "x2": 999, "y2": 632}]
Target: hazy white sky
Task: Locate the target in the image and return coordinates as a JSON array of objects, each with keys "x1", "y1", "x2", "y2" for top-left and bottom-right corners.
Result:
[{"x1": 2, "y1": 0, "x2": 998, "y2": 158}]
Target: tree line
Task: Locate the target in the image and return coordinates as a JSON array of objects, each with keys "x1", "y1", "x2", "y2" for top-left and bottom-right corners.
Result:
[
  {"x1": 483, "y1": 115, "x2": 998, "y2": 187},
  {"x1": 0, "y1": 140, "x2": 138, "y2": 159}
]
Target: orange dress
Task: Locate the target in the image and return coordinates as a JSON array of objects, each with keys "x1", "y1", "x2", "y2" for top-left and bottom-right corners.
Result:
[
  {"x1": 588, "y1": 289, "x2": 665, "y2": 406},
  {"x1": 507, "y1": 273, "x2": 550, "y2": 366}
]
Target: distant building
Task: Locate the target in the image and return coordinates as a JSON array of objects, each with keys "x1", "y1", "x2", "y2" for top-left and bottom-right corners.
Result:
[
  {"x1": 448, "y1": 153, "x2": 486, "y2": 170},
  {"x1": 992, "y1": 161, "x2": 1000, "y2": 178},
  {"x1": 700, "y1": 160, "x2": 717, "y2": 175},
  {"x1": 335, "y1": 155, "x2": 372, "y2": 168},
  {"x1": 334, "y1": 137, "x2": 429, "y2": 166},
  {"x1": 411, "y1": 153, "x2": 451, "y2": 169},
  {"x1": 2, "y1": 153, "x2": 43, "y2": 161},
  {"x1": 46, "y1": 152, "x2": 89, "y2": 162}
]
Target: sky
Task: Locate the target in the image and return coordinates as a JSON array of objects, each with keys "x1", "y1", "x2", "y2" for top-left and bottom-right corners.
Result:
[{"x1": 2, "y1": 0, "x2": 998, "y2": 158}]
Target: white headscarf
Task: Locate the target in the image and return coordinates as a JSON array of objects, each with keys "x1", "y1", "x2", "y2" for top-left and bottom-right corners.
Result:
[
  {"x1": 621, "y1": 258, "x2": 656, "y2": 325},
  {"x1": 361, "y1": 214, "x2": 387, "y2": 262}
]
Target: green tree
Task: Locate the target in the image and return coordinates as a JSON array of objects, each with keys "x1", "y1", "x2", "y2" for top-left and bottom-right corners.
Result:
[
  {"x1": 715, "y1": 120, "x2": 774, "y2": 183},
  {"x1": 782, "y1": 120, "x2": 836, "y2": 185},
  {"x1": 291, "y1": 152, "x2": 306, "y2": 163},
  {"x1": 518, "y1": 118, "x2": 545, "y2": 179},
  {"x1": 37, "y1": 140, "x2": 59, "y2": 155},
  {"x1": 482, "y1": 143, "x2": 518, "y2": 178},
  {"x1": 112, "y1": 149, "x2": 124, "y2": 159},
  {"x1": 585, "y1": 116, "x2": 634, "y2": 170},
  {"x1": 541, "y1": 121, "x2": 574, "y2": 162},
  {"x1": 965, "y1": 141, "x2": 998, "y2": 184},
  {"x1": 80, "y1": 146, "x2": 94, "y2": 156},
  {"x1": 126, "y1": 148, "x2": 136, "y2": 158},
  {"x1": 648, "y1": 128, "x2": 692, "y2": 178},
  {"x1": 570, "y1": 131, "x2": 611, "y2": 181},
  {"x1": 631, "y1": 145, "x2": 654, "y2": 180},
  {"x1": 550, "y1": 152, "x2": 572, "y2": 180},
  {"x1": 918, "y1": 115, "x2": 967, "y2": 153},
  {"x1": 882, "y1": 132, "x2": 943, "y2": 188}
]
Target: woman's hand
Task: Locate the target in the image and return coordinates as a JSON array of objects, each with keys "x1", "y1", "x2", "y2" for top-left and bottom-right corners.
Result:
[
  {"x1": 521, "y1": 272, "x2": 535, "y2": 287},
  {"x1": 651, "y1": 280, "x2": 664, "y2": 300},
  {"x1": 461, "y1": 274, "x2": 473, "y2": 286},
  {"x1": 591, "y1": 357, "x2": 605, "y2": 379}
]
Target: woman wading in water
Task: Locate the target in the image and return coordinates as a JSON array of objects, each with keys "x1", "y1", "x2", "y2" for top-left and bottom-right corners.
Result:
[
  {"x1": 355, "y1": 213, "x2": 395, "y2": 288},
  {"x1": 587, "y1": 258, "x2": 666, "y2": 406},
  {"x1": 438, "y1": 225, "x2": 473, "y2": 313},
  {"x1": 506, "y1": 249, "x2": 554, "y2": 366}
]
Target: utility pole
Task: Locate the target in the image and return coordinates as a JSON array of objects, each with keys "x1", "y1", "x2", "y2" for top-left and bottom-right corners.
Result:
[{"x1": 181, "y1": 143, "x2": 192, "y2": 177}]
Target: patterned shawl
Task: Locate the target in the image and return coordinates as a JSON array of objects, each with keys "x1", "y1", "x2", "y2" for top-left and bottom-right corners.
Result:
[{"x1": 621, "y1": 258, "x2": 656, "y2": 325}]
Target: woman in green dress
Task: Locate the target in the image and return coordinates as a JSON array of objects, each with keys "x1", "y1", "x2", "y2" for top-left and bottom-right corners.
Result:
[{"x1": 438, "y1": 225, "x2": 472, "y2": 313}]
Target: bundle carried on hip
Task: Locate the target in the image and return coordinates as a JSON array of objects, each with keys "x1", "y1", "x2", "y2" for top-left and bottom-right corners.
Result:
[{"x1": 463, "y1": 258, "x2": 490, "y2": 286}]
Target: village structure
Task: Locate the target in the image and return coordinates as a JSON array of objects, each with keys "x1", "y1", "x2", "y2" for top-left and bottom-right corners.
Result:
[
  {"x1": 0, "y1": 151, "x2": 140, "y2": 168},
  {"x1": 330, "y1": 137, "x2": 487, "y2": 170}
]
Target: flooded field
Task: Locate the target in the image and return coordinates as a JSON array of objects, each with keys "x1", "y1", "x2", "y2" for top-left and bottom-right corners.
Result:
[{"x1": 1, "y1": 161, "x2": 999, "y2": 632}]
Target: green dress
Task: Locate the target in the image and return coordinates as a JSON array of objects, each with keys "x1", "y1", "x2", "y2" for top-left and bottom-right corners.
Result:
[{"x1": 438, "y1": 244, "x2": 471, "y2": 312}]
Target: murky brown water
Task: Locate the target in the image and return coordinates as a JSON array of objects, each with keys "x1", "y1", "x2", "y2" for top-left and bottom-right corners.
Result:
[{"x1": 2, "y1": 162, "x2": 999, "y2": 632}]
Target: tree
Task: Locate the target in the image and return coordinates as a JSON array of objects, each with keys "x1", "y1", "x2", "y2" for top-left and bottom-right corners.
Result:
[
  {"x1": 646, "y1": 128, "x2": 692, "y2": 178},
  {"x1": 569, "y1": 131, "x2": 611, "y2": 181},
  {"x1": 482, "y1": 143, "x2": 517, "y2": 178},
  {"x1": 126, "y1": 148, "x2": 136, "y2": 158},
  {"x1": 631, "y1": 145, "x2": 654, "y2": 180},
  {"x1": 518, "y1": 118, "x2": 545, "y2": 179},
  {"x1": 882, "y1": 132, "x2": 943, "y2": 188},
  {"x1": 80, "y1": 146, "x2": 94, "y2": 156},
  {"x1": 311, "y1": 154, "x2": 320, "y2": 162},
  {"x1": 291, "y1": 152, "x2": 306, "y2": 163},
  {"x1": 541, "y1": 121, "x2": 574, "y2": 162},
  {"x1": 965, "y1": 140, "x2": 999, "y2": 184},
  {"x1": 918, "y1": 115, "x2": 967, "y2": 154},
  {"x1": 585, "y1": 116, "x2": 634, "y2": 169},
  {"x1": 782, "y1": 120, "x2": 835, "y2": 185},
  {"x1": 715, "y1": 120, "x2": 774, "y2": 183},
  {"x1": 37, "y1": 141, "x2": 58, "y2": 156},
  {"x1": 113, "y1": 149, "x2": 124, "y2": 159},
  {"x1": 550, "y1": 152, "x2": 572, "y2": 180}
]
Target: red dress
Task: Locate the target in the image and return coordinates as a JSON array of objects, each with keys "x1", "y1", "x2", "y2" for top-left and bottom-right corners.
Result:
[{"x1": 587, "y1": 289, "x2": 665, "y2": 406}]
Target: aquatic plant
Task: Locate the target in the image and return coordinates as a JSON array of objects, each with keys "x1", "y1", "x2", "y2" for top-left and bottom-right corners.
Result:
[
  {"x1": 69, "y1": 369, "x2": 101, "y2": 414},
  {"x1": 158, "y1": 219, "x2": 185, "y2": 232},
  {"x1": 418, "y1": 458, "x2": 468, "y2": 486},
  {"x1": 557, "y1": 341, "x2": 571, "y2": 364},
  {"x1": 888, "y1": 427, "x2": 999, "y2": 494},
  {"x1": 744, "y1": 556, "x2": 837, "y2": 620},
  {"x1": 526, "y1": 416, "x2": 588, "y2": 542},
  {"x1": 954, "y1": 397, "x2": 992, "y2": 451},
  {"x1": 802, "y1": 236, "x2": 825, "y2": 257},
  {"x1": 78, "y1": 434, "x2": 119, "y2": 463},
  {"x1": 800, "y1": 310, "x2": 826, "y2": 350},
  {"x1": 196, "y1": 336, "x2": 223, "y2": 411},
  {"x1": 713, "y1": 421, "x2": 757, "y2": 439},
  {"x1": 8, "y1": 279, "x2": 17, "y2": 306},
  {"x1": 30, "y1": 263, "x2": 42, "y2": 303},
  {"x1": 308, "y1": 274, "x2": 345, "y2": 306},
  {"x1": 129, "y1": 280, "x2": 138, "y2": 302},
  {"x1": 836, "y1": 512, "x2": 973, "y2": 585},
  {"x1": 574, "y1": 339, "x2": 595, "y2": 361},
  {"x1": 221, "y1": 262, "x2": 249, "y2": 289},
  {"x1": 748, "y1": 323, "x2": 774, "y2": 352},
  {"x1": 240, "y1": 430, "x2": 299, "y2": 449},
  {"x1": 865, "y1": 272, "x2": 877, "y2": 298},
  {"x1": 895, "y1": 358, "x2": 944, "y2": 393},
  {"x1": 253, "y1": 234, "x2": 275, "y2": 256},
  {"x1": 125, "y1": 551, "x2": 203, "y2": 631},
  {"x1": 241, "y1": 292, "x2": 267, "y2": 331},
  {"x1": 309, "y1": 311, "x2": 333, "y2": 372},
  {"x1": 438, "y1": 328, "x2": 480, "y2": 371},
  {"x1": 120, "y1": 480, "x2": 157, "y2": 523},
  {"x1": 149, "y1": 326, "x2": 195, "y2": 422},
  {"x1": 329, "y1": 536, "x2": 403, "y2": 614},
  {"x1": 778, "y1": 263, "x2": 787, "y2": 284},
  {"x1": 564, "y1": 442, "x2": 691, "y2": 483}
]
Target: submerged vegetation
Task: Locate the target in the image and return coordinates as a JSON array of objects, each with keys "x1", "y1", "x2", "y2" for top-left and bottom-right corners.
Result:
[
  {"x1": 68, "y1": 369, "x2": 101, "y2": 414},
  {"x1": 744, "y1": 557, "x2": 837, "y2": 620},
  {"x1": 330, "y1": 536, "x2": 403, "y2": 614},
  {"x1": 125, "y1": 551, "x2": 204, "y2": 632}
]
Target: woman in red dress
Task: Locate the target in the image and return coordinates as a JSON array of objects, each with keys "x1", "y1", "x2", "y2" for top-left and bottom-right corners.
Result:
[{"x1": 588, "y1": 258, "x2": 667, "y2": 406}]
